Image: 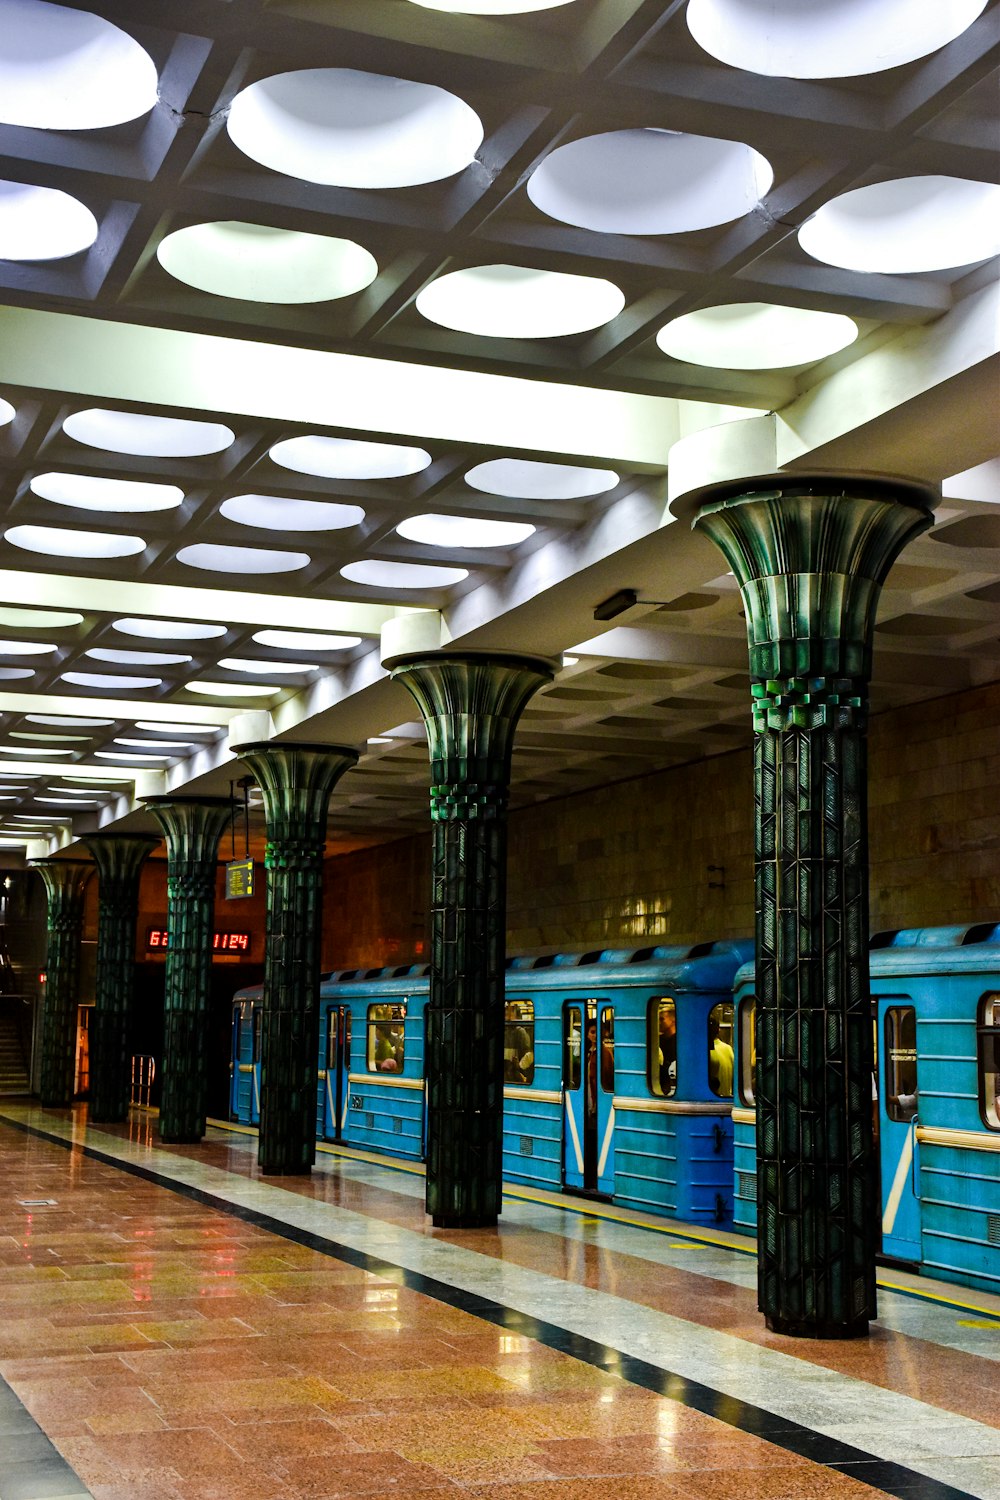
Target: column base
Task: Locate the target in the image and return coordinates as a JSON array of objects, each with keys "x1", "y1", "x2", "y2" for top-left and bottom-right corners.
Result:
[
  {"x1": 159, "y1": 1128, "x2": 205, "y2": 1145},
  {"x1": 430, "y1": 1211, "x2": 499, "y2": 1230},
  {"x1": 765, "y1": 1314, "x2": 870, "y2": 1340},
  {"x1": 258, "y1": 1163, "x2": 313, "y2": 1177}
]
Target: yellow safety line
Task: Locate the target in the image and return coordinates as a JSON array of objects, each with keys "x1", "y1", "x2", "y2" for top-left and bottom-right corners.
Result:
[{"x1": 204, "y1": 1118, "x2": 1000, "y2": 1320}]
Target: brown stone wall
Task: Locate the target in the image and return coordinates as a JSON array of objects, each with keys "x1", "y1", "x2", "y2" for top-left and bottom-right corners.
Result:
[{"x1": 319, "y1": 680, "x2": 1000, "y2": 967}]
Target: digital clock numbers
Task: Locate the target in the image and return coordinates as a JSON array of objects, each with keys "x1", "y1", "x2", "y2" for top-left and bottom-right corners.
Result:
[{"x1": 146, "y1": 928, "x2": 251, "y2": 953}]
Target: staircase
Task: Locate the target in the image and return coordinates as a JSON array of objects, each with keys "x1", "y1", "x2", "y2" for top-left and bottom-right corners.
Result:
[{"x1": 0, "y1": 1004, "x2": 30, "y2": 1094}]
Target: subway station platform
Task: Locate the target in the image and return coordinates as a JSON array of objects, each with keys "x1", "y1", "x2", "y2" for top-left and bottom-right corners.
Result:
[{"x1": 0, "y1": 1106, "x2": 997, "y2": 1500}]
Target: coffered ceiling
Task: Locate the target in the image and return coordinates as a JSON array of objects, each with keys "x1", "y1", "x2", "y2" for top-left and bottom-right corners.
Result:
[{"x1": 0, "y1": 0, "x2": 996, "y2": 856}]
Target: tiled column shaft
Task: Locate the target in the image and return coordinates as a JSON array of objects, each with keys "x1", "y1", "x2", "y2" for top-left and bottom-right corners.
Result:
[
  {"x1": 145, "y1": 798, "x2": 234, "y2": 1144},
  {"x1": 387, "y1": 653, "x2": 554, "y2": 1228},
  {"x1": 228, "y1": 742, "x2": 358, "y2": 1175},
  {"x1": 82, "y1": 834, "x2": 159, "y2": 1124},
  {"x1": 31, "y1": 860, "x2": 92, "y2": 1108},
  {"x1": 694, "y1": 476, "x2": 934, "y2": 1337}
]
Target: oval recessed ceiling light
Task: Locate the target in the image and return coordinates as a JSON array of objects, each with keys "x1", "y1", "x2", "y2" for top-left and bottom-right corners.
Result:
[
  {"x1": 656, "y1": 302, "x2": 859, "y2": 370},
  {"x1": 416, "y1": 264, "x2": 625, "y2": 338},
  {"x1": 0, "y1": 0, "x2": 158, "y2": 129},
  {"x1": 113, "y1": 618, "x2": 227, "y2": 641},
  {"x1": 62, "y1": 409, "x2": 235, "y2": 457},
  {"x1": 11, "y1": 731, "x2": 89, "y2": 741},
  {"x1": 157, "y1": 221, "x2": 378, "y2": 304},
  {"x1": 134, "y1": 720, "x2": 218, "y2": 735},
  {"x1": 0, "y1": 396, "x2": 14, "y2": 426},
  {"x1": 0, "y1": 667, "x2": 34, "y2": 681},
  {"x1": 798, "y1": 175, "x2": 1000, "y2": 274},
  {"x1": 220, "y1": 494, "x2": 365, "y2": 532},
  {"x1": 397, "y1": 514, "x2": 535, "y2": 549},
  {"x1": 30, "y1": 472, "x2": 184, "y2": 514},
  {"x1": 4, "y1": 525, "x2": 146, "y2": 560},
  {"x1": 61, "y1": 672, "x2": 162, "y2": 690},
  {"x1": 686, "y1": 0, "x2": 988, "y2": 79},
  {"x1": 28, "y1": 714, "x2": 113, "y2": 727},
  {"x1": 409, "y1": 0, "x2": 576, "y2": 9},
  {"x1": 251, "y1": 629, "x2": 361, "y2": 652},
  {"x1": 39, "y1": 796, "x2": 97, "y2": 806},
  {"x1": 0, "y1": 638, "x2": 57, "y2": 655},
  {"x1": 86, "y1": 648, "x2": 192, "y2": 667},
  {"x1": 115, "y1": 738, "x2": 194, "y2": 749},
  {"x1": 0, "y1": 746, "x2": 72, "y2": 757},
  {"x1": 176, "y1": 543, "x2": 310, "y2": 575},
  {"x1": 340, "y1": 560, "x2": 468, "y2": 589},
  {"x1": 0, "y1": 607, "x2": 82, "y2": 629},
  {"x1": 96, "y1": 750, "x2": 172, "y2": 762},
  {"x1": 219, "y1": 657, "x2": 318, "y2": 675},
  {"x1": 227, "y1": 67, "x2": 483, "y2": 189},
  {"x1": 185, "y1": 682, "x2": 282, "y2": 698},
  {"x1": 527, "y1": 129, "x2": 772, "y2": 236},
  {"x1": 0, "y1": 180, "x2": 98, "y2": 261},
  {"x1": 465, "y1": 459, "x2": 619, "y2": 500},
  {"x1": 269, "y1": 436, "x2": 431, "y2": 481}
]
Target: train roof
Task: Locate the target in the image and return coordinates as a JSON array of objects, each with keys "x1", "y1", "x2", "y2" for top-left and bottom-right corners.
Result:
[{"x1": 731, "y1": 923, "x2": 1000, "y2": 993}]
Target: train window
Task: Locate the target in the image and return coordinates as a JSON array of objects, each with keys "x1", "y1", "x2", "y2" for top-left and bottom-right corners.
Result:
[
  {"x1": 885, "y1": 1005, "x2": 918, "y2": 1122},
  {"x1": 977, "y1": 992, "x2": 1000, "y2": 1131},
  {"x1": 367, "y1": 1002, "x2": 406, "y2": 1073},
  {"x1": 504, "y1": 999, "x2": 534, "y2": 1086},
  {"x1": 327, "y1": 1011, "x2": 337, "y2": 1071},
  {"x1": 600, "y1": 1011, "x2": 615, "y2": 1094},
  {"x1": 252, "y1": 1006, "x2": 262, "y2": 1065},
  {"x1": 739, "y1": 999, "x2": 756, "y2": 1106},
  {"x1": 565, "y1": 1009, "x2": 582, "y2": 1091},
  {"x1": 647, "y1": 997, "x2": 677, "y2": 1098},
  {"x1": 708, "y1": 1001, "x2": 735, "y2": 1098}
]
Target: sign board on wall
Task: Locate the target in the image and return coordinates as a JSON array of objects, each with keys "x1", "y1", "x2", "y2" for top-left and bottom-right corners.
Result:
[{"x1": 226, "y1": 858, "x2": 255, "y2": 899}]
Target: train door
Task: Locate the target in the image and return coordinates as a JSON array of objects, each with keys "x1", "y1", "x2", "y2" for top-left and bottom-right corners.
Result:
[
  {"x1": 878, "y1": 997, "x2": 921, "y2": 1261},
  {"x1": 322, "y1": 1004, "x2": 351, "y2": 1142},
  {"x1": 231, "y1": 1002, "x2": 253, "y2": 1121},
  {"x1": 250, "y1": 1004, "x2": 262, "y2": 1126},
  {"x1": 562, "y1": 1000, "x2": 615, "y2": 1195}
]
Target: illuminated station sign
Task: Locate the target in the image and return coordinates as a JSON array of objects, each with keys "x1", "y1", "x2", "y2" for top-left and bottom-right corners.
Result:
[{"x1": 146, "y1": 928, "x2": 251, "y2": 954}]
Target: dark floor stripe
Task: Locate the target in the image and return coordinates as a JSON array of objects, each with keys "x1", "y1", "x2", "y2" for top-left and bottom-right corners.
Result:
[
  {"x1": 0, "y1": 1113, "x2": 981, "y2": 1500},
  {"x1": 0, "y1": 1372, "x2": 91, "y2": 1500}
]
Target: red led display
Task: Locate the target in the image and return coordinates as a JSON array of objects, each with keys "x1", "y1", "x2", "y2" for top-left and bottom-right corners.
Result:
[{"x1": 146, "y1": 928, "x2": 250, "y2": 953}]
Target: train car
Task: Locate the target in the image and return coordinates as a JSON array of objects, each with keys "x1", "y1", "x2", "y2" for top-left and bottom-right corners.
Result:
[
  {"x1": 230, "y1": 939, "x2": 752, "y2": 1226},
  {"x1": 730, "y1": 924, "x2": 1000, "y2": 1296}
]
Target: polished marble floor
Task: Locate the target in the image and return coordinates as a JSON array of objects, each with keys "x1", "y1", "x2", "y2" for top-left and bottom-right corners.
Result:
[{"x1": 0, "y1": 1104, "x2": 997, "y2": 1500}]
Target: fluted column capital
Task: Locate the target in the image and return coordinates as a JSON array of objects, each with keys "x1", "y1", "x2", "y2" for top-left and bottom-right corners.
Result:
[
  {"x1": 229, "y1": 742, "x2": 358, "y2": 847},
  {"x1": 31, "y1": 859, "x2": 93, "y2": 908},
  {"x1": 82, "y1": 833, "x2": 160, "y2": 886},
  {"x1": 387, "y1": 652, "x2": 555, "y2": 820},
  {"x1": 145, "y1": 797, "x2": 234, "y2": 863}
]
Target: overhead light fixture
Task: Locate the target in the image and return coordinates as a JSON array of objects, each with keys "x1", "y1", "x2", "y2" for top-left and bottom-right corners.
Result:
[
  {"x1": 86, "y1": 648, "x2": 192, "y2": 667},
  {"x1": 656, "y1": 302, "x2": 858, "y2": 370},
  {"x1": 527, "y1": 129, "x2": 772, "y2": 236},
  {"x1": 416, "y1": 264, "x2": 625, "y2": 339},
  {"x1": 340, "y1": 560, "x2": 468, "y2": 590},
  {"x1": 0, "y1": 397, "x2": 14, "y2": 426},
  {"x1": 158, "y1": 221, "x2": 378, "y2": 304},
  {"x1": 396, "y1": 514, "x2": 535, "y2": 549},
  {"x1": 113, "y1": 618, "x2": 228, "y2": 641},
  {"x1": 0, "y1": 0, "x2": 158, "y2": 130},
  {"x1": 175, "y1": 543, "x2": 310, "y2": 575},
  {"x1": 686, "y1": 0, "x2": 988, "y2": 79},
  {"x1": 0, "y1": 639, "x2": 58, "y2": 655},
  {"x1": 0, "y1": 667, "x2": 34, "y2": 681},
  {"x1": 465, "y1": 459, "x2": 619, "y2": 500},
  {"x1": 410, "y1": 0, "x2": 576, "y2": 9},
  {"x1": 799, "y1": 175, "x2": 1000, "y2": 274},
  {"x1": 186, "y1": 682, "x2": 283, "y2": 698},
  {"x1": 251, "y1": 629, "x2": 362, "y2": 652},
  {"x1": 220, "y1": 495, "x2": 365, "y2": 532},
  {"x1": 30, "y1": 473, "x2": 184, "y2": 514},
  {"x1": 227, "y1": 67, "x2": 484, "y2": 188},
  {"x1": 61, "y1": 672, "x2": 162, "y2": 690},
  {"x1": 114, "y1": 738, "x2": 194, "y2": 749},
  {"x1": 0, "y1": 607, "x2": 82, "y2": 629},
  {"x1": 62, "y1": 409, "x2": 235, "y2": 457},
  {"x1": 134, "y1": 720, "x2": 220, "y2": 735},
  {"x1": 4, "y1": 525, "x2": 147, "y2": 559},
  {"x1": 269, "y1": 436, "x2": 431, "y2": 481},
  {"x1": 27, "y1": 714, "x2": 114, "y2": 727},
  {"x1": 219, "y1": 658, "x2": 318, "y2": 675},
  {"x1": 0, "y1": 179, "x2": 98, "y2": 261}
]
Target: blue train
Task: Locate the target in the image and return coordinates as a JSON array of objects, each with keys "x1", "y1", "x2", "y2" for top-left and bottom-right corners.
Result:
[{"x1": 231, "y1": 925, "x2": 1000, "y2": 1295}]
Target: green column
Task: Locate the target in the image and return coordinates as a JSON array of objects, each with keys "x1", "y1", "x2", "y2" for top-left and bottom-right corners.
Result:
[
  {"x1": 31, "y1": 860, "x2": 92, "y2": 1108},
  {"x1": 227, "y1": 741, "x2": 358, "y2": 1175},
  {"x1": 385, "y1": 652, "x2": 554, "y2": 1228},
  {"x1": 82, "y1": 833, "x2": 159, "y2": 1124},
  {"x1": 693, "y1": 475, "x2": 934, "y2": 1337},
  {"x1": 145, "y1": 798, "x2": 234, "y2": 1144}
]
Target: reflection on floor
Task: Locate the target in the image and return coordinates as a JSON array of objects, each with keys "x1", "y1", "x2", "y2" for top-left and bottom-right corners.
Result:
[{"x1": 0, "y1": 1104, "x2": 997, "y2": 1500}]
